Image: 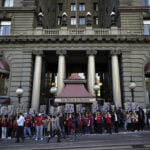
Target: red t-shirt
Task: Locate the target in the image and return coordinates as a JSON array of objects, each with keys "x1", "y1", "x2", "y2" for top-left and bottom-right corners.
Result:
[{"x1": 35, "y1": 116, "x2": 43, "y2": 126}]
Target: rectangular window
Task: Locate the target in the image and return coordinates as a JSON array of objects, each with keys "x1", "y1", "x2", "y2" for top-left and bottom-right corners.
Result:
[
  {"x1": 79, "y1": 17, "x2": 85, "y2": 25},
  {"x1": 143, "y1": 20, "x2": 150, "y2": 35},
  {"x1": 142, "y1": 0, "x2": 150, "y2": 6},
  {"x1": 0, "y1": 21, "x2": 11, "y2": 35},
  {"x1": 4, "y1": 0, "x2": 14, "y2": 7},
  {"x1": 71, "y1": 17, "x2": 77, "y2": 25},
  {"x1": 71, "y1": 3, "x2": 76, "y2": 11},
  {"x1": 79, "y1": 3, "x2": 85, "y2": 11},
  {"x1": 93, "y1": 3, "x2": 98, "y2": 11},
  {"x1": 57, "y1": 17, "x2": 62, "y2": 25},
  {"x1": 94, "y1": 16, "x2": 99, "y2": 25},
  {"x1": 58, "y1": 3, "x2": 63, "y2": 11}
]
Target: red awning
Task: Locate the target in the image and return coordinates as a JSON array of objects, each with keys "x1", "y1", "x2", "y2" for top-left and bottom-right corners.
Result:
[
  {"x1": 0, "y1": 60, "x2": 10, "y2": 74},
  {"x1": 56, "y1": 84, "x2": 94, "y2": 98}
]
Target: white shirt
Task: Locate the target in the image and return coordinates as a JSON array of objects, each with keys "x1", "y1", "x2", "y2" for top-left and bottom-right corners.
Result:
[{"x1": 17, "y1": 115, "x2": 25, "y2": 126}]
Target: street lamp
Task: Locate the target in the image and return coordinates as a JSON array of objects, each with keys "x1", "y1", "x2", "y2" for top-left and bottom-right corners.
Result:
[
  {"x1": 129, "y1": 76, "x2": 136, "y2": 102},
  {"x1": 16, "y1": 82, "x2": 24, "y2": 113},
  {"x1": 49, "y1": 86, "x2": 57, "y2": 113}
]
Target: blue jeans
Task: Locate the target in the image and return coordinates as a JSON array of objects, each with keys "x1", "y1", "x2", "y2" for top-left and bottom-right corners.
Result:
[
  {"x1": 24, "y1": 127, "x2": 32, "y2": 137},
  {"x1": 35, "y1": 125, "x2": 43, "y2": 139}
]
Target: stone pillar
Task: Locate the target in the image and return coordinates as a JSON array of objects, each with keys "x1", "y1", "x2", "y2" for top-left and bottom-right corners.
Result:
[
  {"x1": 56, "y1": 50, "x2": 67, "y2": 95},
  {"x1": 31, "y1": 51, "x2": 43, "y2": 112},
  {"x1": 111, "y1": 50, "x2": 122, "y2": 107},
  {"x1": 87, "y1": 50, "x2": 97, "y2": 95}
]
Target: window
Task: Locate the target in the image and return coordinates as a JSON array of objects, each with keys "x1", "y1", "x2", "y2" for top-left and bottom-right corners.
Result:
[
  {"x1": 93, "y1": 3, "x2": 98, "y2": 11},
  {"x1": 4, "y1": 0, "x2": 14, "y2": 7},
  {"x1": 0, "y1": 21, "x2": 11, "y2": 35},
  {"x1": 94, "y1": 16, "x2": 99, "y2": 25},
  {"x1": 71, "y1": 17, "x2": 77, "y2": 25},
  {"x1": 71, "y1": 3, "x2": 76, "y2": 11},
  {"x1": 79, "y1": 17, "x2": 85, "y2": 25},
  {"x1": 57, "y1": 17, "x2": 62, "y2": 25},
  {"x1": 142, "y1": 0, "x2": 150, "y2": 6},
  {"x1": 143, "y1": 20, "x2": 150, "y2": 35},
  {"x1": 79, "y1": 3, "x2": 85, "y2": 11},
  {"x1": 0, "y1": 74, "x2": 9, "y2": 95},
  {"x1": 58, "y1": 3, "x2": 63, "y2": 11}
]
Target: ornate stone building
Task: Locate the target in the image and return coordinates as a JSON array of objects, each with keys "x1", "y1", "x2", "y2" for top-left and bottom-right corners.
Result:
[{"x1": 0, "y1": 0, "x2": 150, "y2": 113}]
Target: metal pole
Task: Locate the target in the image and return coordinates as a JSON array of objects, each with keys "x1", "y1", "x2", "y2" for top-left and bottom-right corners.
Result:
[{"x1": 131, "y1": 89, "x2": 134, "y2": 102}]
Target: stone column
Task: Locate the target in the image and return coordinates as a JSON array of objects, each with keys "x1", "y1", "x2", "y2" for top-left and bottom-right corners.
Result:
[
  {"x1": 111, "y1": 50, "x2": 122, "y2": 107},
  {"x1": 31, "y1": 51, "x2": 43, "y2": 112},
  {"x1": 56, "y1": 50, "x2": 67, "y2": 95},
  {"x1": 87, "y1": 50, "x2": 97, "y2": 95}
]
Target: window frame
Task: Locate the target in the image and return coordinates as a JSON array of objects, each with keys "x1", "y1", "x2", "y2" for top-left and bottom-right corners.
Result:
[
  {"x1": 71, "y1": 3, "x2": 76, "y2": 11},
  {"x1": 79, "y1": 17, "x2": 85, "y2": 25},
  {"x1": 79, "y1": 3, "x2": 85, "y2": 11},
  {"x1": 3, "y1": 0, "x2": 14, "y2": 7},
  {"x1": 0, "y1": 21, "x2": 11, "y2": 36},
  {"x1": 143, "y1": 20, "x2": 150, "y2": 35},
  {"x1": 70, "y1": 17, "x2": 77, "y2": 25}
]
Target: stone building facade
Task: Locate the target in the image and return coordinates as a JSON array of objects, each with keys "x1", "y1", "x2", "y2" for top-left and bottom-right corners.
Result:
[{"x1": 0, "y1": 0, "x2": 150, "y2": 112}]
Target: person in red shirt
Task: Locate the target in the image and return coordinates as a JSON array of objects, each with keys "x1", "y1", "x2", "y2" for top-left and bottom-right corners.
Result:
[
  {"x1": 105, "y1": 111, "x2": 112, "y2": 134},
  {"x1": 7, "y1": 115, "x2": 13, "y2": 139},
  {"x1": 1, "y1": 115, "x2": 7, "y2": 139},
  {"x1": 24, "y1": 114, "x2": 32, "y2": 138},
  {"x1": 84, "y1": 113, "x2": 90, "y2": 134},
  {"x1": 95, "y1": 112, "x2": 103, "y2": 134},
  {"x1": 35, "y1": 113, "x2": 44, "y2": 141}
]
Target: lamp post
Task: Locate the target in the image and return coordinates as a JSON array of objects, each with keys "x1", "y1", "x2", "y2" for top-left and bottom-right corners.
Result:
[
  {"x1": 16, "y1": 82, "x2": 24, "y2": 113},
  {"x1": 129, "y1": 76, "x2": 136, "y2": 102},
  {"x1": 49, "y1": 86, "x2": 57, "y2": 113},
  {"x1": 93, "y1": 83, "x2": 100, "y2": 111}
]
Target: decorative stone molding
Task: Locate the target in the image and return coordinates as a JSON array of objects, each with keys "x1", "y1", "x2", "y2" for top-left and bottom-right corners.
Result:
[
  {"x1": 110, "y1": 49, "x2": 122, "y2": 56},
  {"x1": 86, "y1": 49, "x2": 97, "y2": 55},
  {"x1": 32, "y1": 50, "x2": 43, "y2": 56},
  {"x1": 56, "y1": 49, "x2": 67, "y2": 55}
]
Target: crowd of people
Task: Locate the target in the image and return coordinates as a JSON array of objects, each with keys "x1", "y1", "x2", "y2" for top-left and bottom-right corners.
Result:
[{"x1": 0, "y1": 107, "x2": 150, "y2": 143}]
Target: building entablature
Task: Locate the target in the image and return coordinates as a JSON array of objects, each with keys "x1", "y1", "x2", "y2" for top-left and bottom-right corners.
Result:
[{"x1": 0, "y1": 35, "x2": 149, "y2": 44}]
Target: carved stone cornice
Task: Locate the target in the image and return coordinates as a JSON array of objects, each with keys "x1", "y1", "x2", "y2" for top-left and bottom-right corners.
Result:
[
  {"x1": 32, "y1": 50, "x2": 43, "y2": 56},
  {"x1": 0, "y1": 35, "x2": 150, "y2": 44},
  {"x1": 110, "y1": 50, "x2": 122, "y2": 56},
  {"x1": 86, "y1": 49, "x2": 97, "y2": 55},
  {"x1": 56, "y1": 49, "x2": 67, "y2": 55}
]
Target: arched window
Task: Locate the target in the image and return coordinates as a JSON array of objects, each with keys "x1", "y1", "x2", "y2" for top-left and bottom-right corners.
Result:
[{"x1": 0, "y1": 60, "x2": 10, "y2": 95}]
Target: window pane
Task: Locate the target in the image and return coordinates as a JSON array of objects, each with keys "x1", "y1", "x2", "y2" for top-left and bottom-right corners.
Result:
[
  {"x1": 71, "y1": 3, "x2": 76, "y2": 11},
  {"x1": 79, "y1": 17, "x2": 85, "y2": 25},
  {"x1": 142, "y1": 0, "x2": 150, "y2": 6},
  {"x1": 143, "y1": 21, "x2": 150, "y2": 35},
  {"x1": 4, "y1": 0, "x2": 14, "y2": 7},
  {"x1": 0, "y1": 21, "x2": 11, "y2": 35},
  {"x1": 71, "y1": 17, "x2": 76, "y2": 25},
  {"x1": 79, "y1": 3, "x2": 85, "y2": 11}
]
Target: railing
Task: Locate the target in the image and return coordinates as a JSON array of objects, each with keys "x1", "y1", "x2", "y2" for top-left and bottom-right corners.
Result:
[{"x1": 0, "y1": 27, "x2": 144, "y2": 36}]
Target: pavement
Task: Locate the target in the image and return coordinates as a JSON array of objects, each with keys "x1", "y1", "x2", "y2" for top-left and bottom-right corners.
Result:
[{"x1": 0, "y1": 130, "x2": 150, "y2": 150}]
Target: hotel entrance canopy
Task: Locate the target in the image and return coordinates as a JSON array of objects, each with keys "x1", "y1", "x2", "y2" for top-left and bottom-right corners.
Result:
[{"x1": 55, "y1": 73, "x2": 95, "y2": 104}]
